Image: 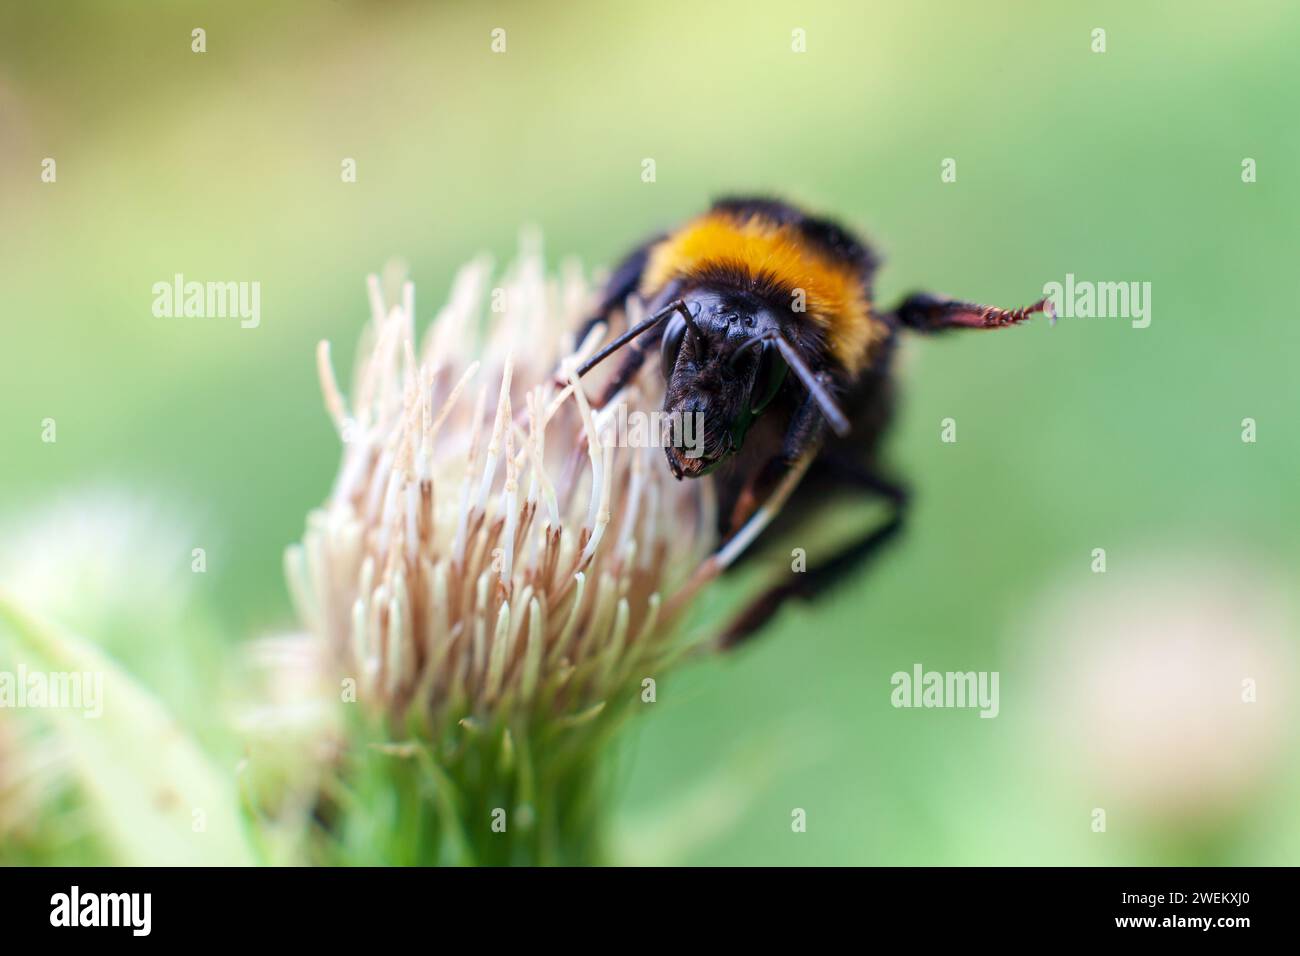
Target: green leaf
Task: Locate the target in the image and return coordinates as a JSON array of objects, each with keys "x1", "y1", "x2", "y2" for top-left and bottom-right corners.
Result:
[{"x1": 0, "y1": 592, "x2": 255, "y2": 865}]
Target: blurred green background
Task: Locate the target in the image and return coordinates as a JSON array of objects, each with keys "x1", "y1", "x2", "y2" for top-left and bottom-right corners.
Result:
[{"x1": 2, "y1": 0, "x2": 1297, "y2": 864}]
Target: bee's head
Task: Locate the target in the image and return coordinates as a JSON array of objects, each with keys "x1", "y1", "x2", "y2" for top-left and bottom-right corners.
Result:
[
  {"x1": 573, "y1": 286, "x2": 850, "y2": 481},
  {"x1": 659, "y1": 290, "x2": 789, "y2": 479}
]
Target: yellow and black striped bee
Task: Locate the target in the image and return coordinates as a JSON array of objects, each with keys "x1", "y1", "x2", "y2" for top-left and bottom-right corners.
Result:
[{"x1": 577, "y1": 197, "x2": 1050, "y2": 644}]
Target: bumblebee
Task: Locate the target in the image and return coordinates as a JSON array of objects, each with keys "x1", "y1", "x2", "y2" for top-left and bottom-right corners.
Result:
[{"x1": 576, "y1": 197, "x2": 1050, "y2": 645}]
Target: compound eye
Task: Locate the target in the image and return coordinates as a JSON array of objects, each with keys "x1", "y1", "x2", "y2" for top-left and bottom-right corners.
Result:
[
  {"x1": 749, "y1": 340, "x2": 787, "y2": 414},
  {"x1": 660, "y1": 313, "x2": 687, "y2": 380}
]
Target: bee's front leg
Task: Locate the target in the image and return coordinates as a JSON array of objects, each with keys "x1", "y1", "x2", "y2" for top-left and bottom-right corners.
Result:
[{"x1": 781, "y1": 370, "x2": 838, "y2": 463}]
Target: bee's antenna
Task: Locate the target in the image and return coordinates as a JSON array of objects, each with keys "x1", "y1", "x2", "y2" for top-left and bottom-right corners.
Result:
[
  {"x1": 770, "y1": 332, "x2": 851, "y2": 437},
  {"x1": 575, "y1": 299, "x2": 694, "y2": 377}
]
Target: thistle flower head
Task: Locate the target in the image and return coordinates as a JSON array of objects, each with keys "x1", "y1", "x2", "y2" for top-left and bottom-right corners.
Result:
[{"x1": 286, "y1": 239, "x2": 717, "y2": 739}]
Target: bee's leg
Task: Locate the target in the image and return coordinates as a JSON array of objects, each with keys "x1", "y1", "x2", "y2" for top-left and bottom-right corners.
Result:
[
  {"x1": 569, "y1": 278, "x2": 690, "y2": 406},
  {"x1": 716, "y1": 457, "x2": 908, "y2": 650},
  {"x1": 782, "y1": 372, "x2": 836, "y2": 461},
  {"x1": 721, "y1": 376, "x2": 831, "y2": 534},
  {"x1": 589, "y1": 323, "x2": 661, "y2": 406},
  {"x1": 891, "y1": 291, "x2": 1055, "y2": 332},
  {"x1": 561, "y1": 298, "x2": 661, "y2": 403},
  {"x1": 572, "y1": 234, "x2": 665, "y2": 347},
  {"x1": 664, "y1": 450, "x2": 817, "y2": 626},
  {"x1": 578, "y1": 296, "x2": 693, "y2": 405}
]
